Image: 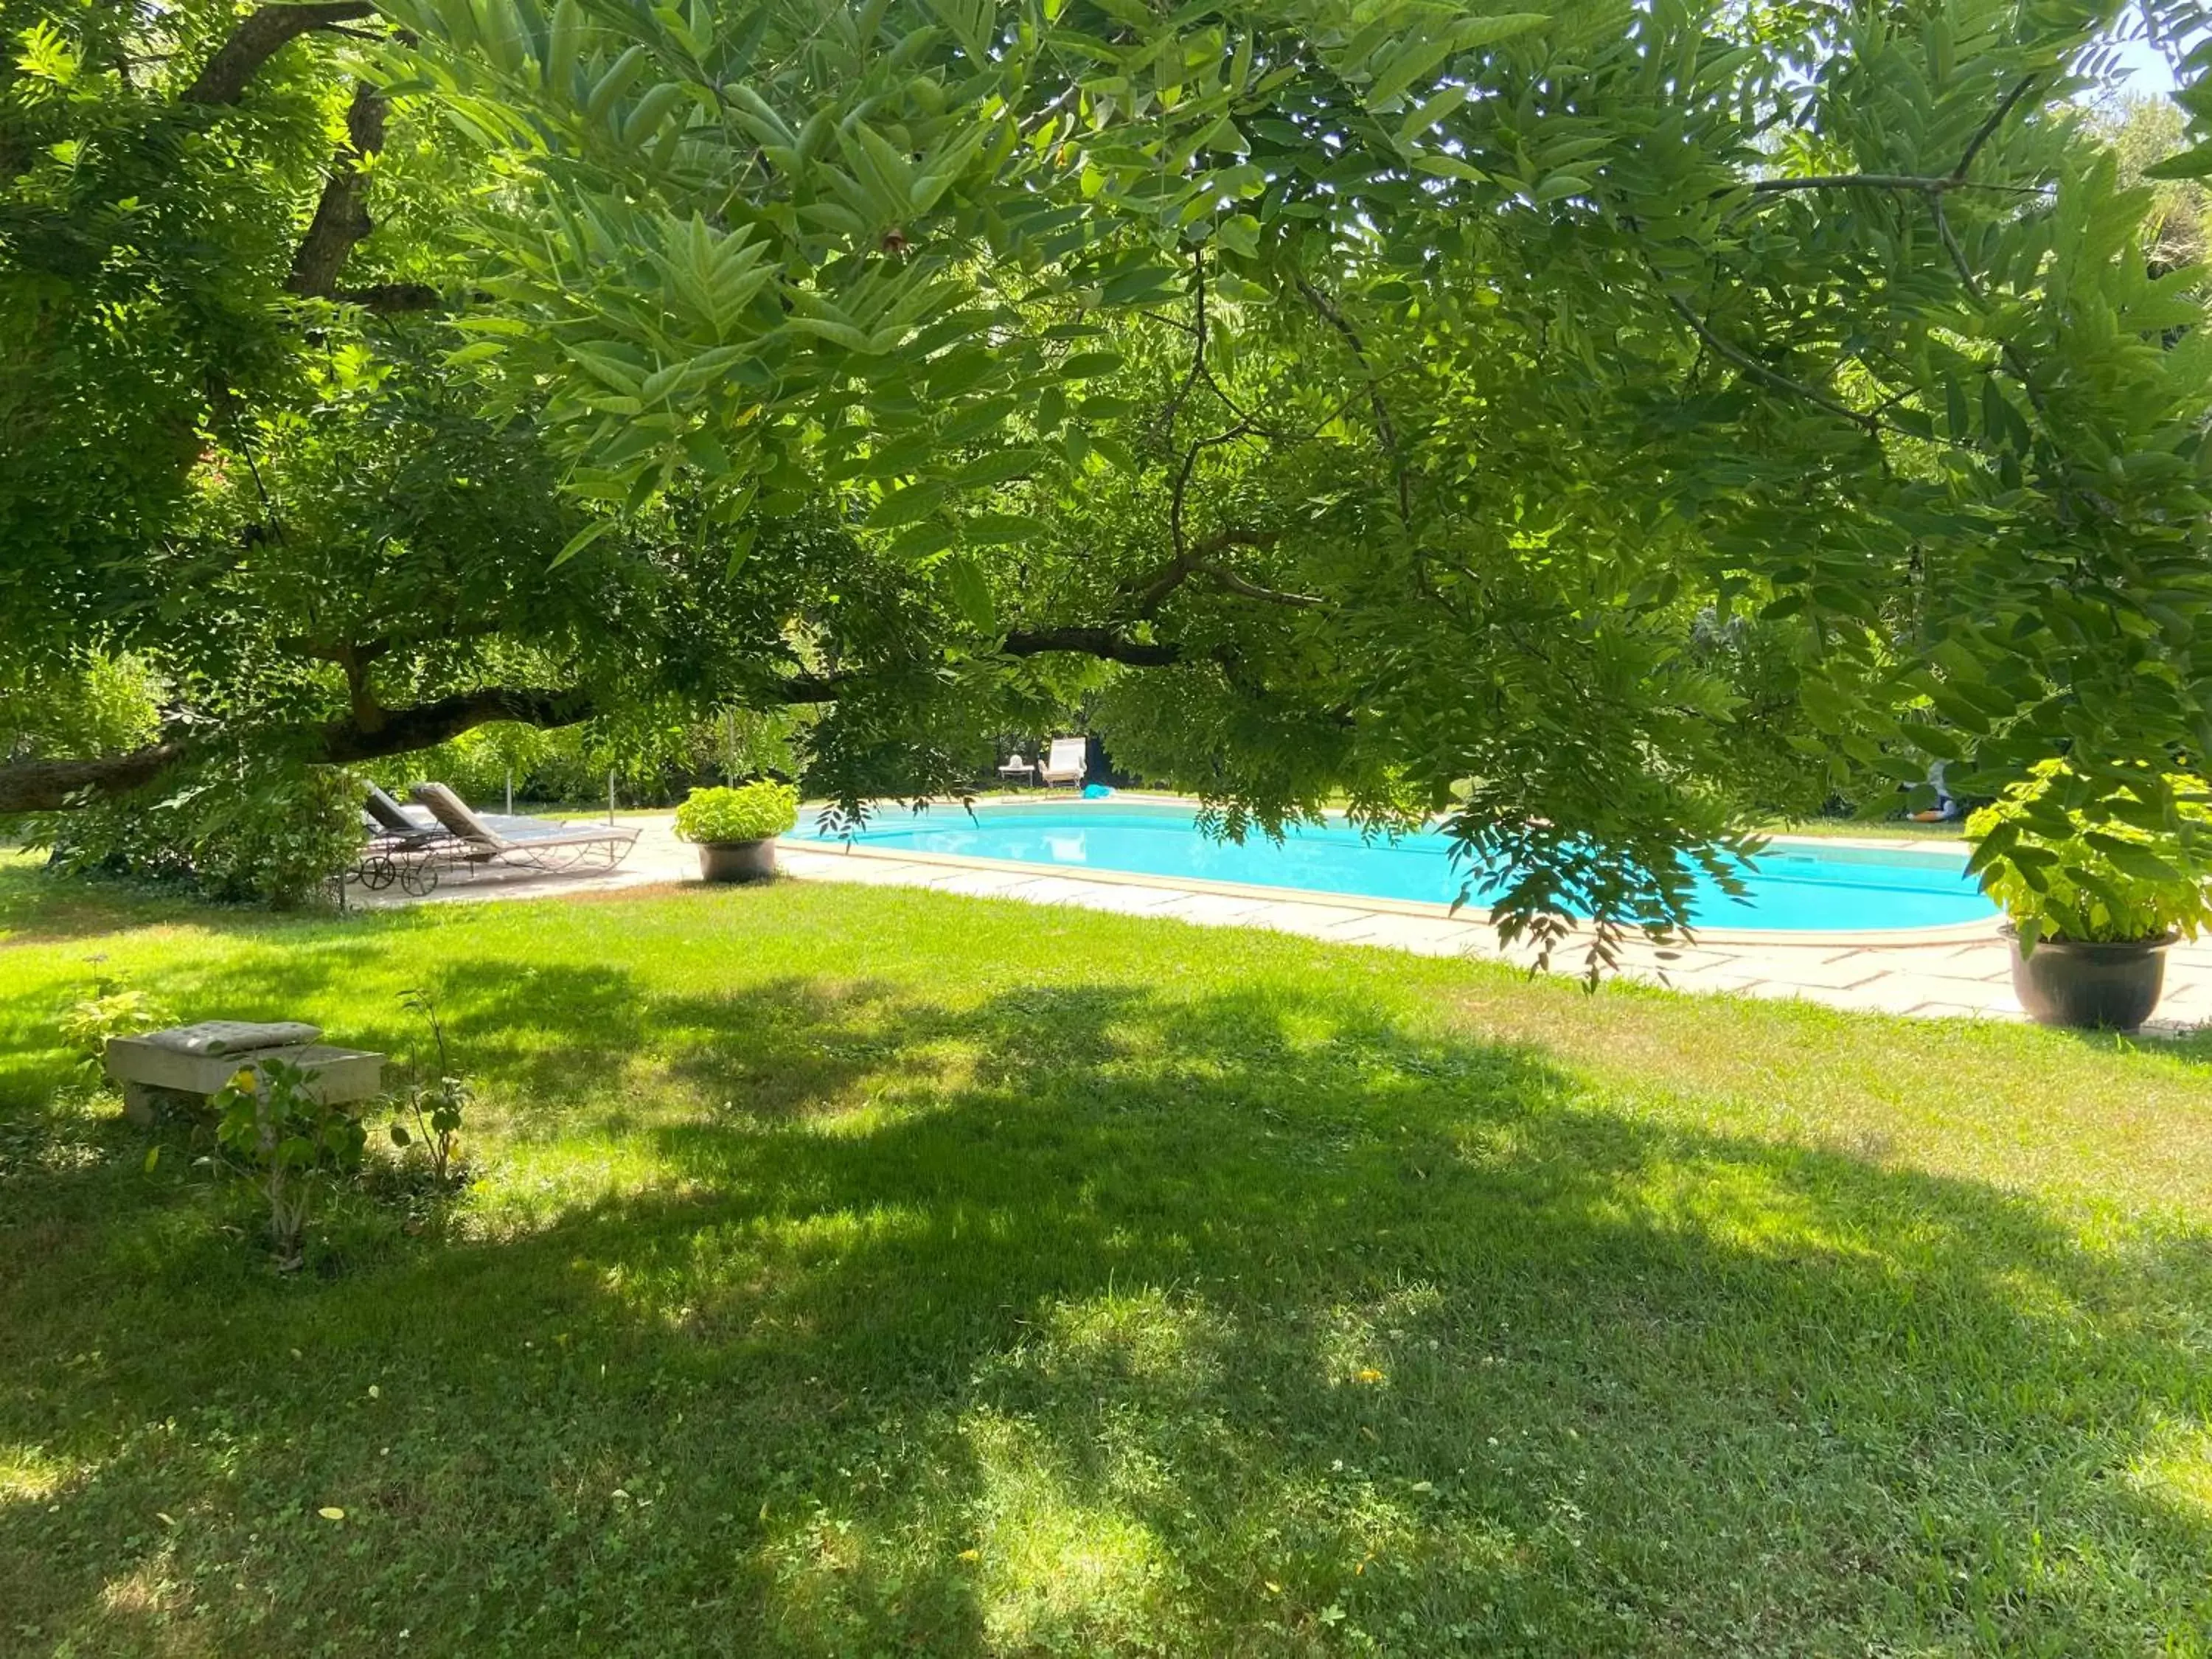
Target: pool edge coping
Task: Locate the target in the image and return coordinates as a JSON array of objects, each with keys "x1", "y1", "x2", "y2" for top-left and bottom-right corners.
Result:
[{"x1": 779, "y1": 835, "x2": 2004, "y2": 950}]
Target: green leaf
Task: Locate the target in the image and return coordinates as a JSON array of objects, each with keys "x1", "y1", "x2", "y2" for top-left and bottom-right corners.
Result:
[
  {"x1": 943, "y1": 553, "x2": 996, "y2": 630},
  {"x1": 549, "y1": 518, "x2": 617, "y2": 569},
  {"x1": 2146, "y1": 144, "x2": 2212, "y2": 181},
  {"x1": 886, "y1": 520, "x2": 956, "y2": 562},
  {"x1": 1057, "y1": 352, "x2": 1124, "y2": 380},
  {"x1": 867, "y1": 481, "x2": 950, "y2": 529},
  {"x1": 1100, "y1": 265, "x2": 1180, "y2": 306},
  {"x1": 962, "y1": 511, "x2": 1048, "y2": 544},
  {"x1": 951, "y1": 448, "x2": 1046, "y2": 487}
]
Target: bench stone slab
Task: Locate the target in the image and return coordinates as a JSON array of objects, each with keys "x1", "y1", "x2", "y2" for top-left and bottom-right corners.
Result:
[{"x1": 106, "y1": 1038, "x2": 386, "y2": 1124}]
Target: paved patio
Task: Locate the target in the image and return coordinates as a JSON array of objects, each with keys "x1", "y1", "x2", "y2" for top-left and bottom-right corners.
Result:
[{"x1": 358, "y1": 812, "x2": 2212, "y2": 1033}]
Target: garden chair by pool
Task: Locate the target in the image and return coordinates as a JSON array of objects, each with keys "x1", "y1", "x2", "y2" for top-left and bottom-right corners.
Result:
[
  {"x1": 364, "y1": 784, "x2": 441, "y2": 843},
  {"x1": 1038, "y1": 737, "x2": 1088, "y2": 788},
  {"x1": 366, "y1": 783, "x2": 546, "y2": 842},
  {"x1": 349, "y1": 785, "x2": 455, "y2": 896},
  {"x1": 409, "y1": 783, "x2": 640, "y2": 876}
]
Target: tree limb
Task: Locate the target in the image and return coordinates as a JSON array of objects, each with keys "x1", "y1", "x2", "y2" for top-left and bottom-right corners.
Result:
[
  {"x1": 335, "y1": 282, "x2": 448, "y2": 313},
  {"x1": 288, "y1": 80, "x2": 386, "y2": 299},
  {"x1": 1129, "y1": 529, "x2": 1279, "y2": 617},
  {"x1": 1199, "y1": 564, "x2": 1322, "y2": 609},
  {"x1": 0, "y1": 686, "x2": 597, "y2": 813},
  {"x1": 0, "y1": 745, "x2": 190, "y2": 815},
  {"x1": 1149, "y1": 248, "x2": 1208, "y2": 448},
  {"x1": 1001, "y1": 627, "x2": 1183, "y2": 667},
  {"x1": 181, "y1": 2, "x2": 375, "y2": 106},
  {"x1": 1293, "y1": 274, "x2": 1411, "y2": 523},
  {"x1": 1745, "y1": 172, "x2": 2037, "y2": 197},
  {"x1": 1659, "y1": 291, "x2": 1881, "y2": 435},
  {"x1": 316, "y1": 686, "x2": 597, "y2": 762},
  {"x1": 1954, "y1": 74, "x2": 2040, "y2": 181}
]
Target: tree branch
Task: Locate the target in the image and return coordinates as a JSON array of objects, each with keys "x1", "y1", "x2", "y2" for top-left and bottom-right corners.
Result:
[
  {"x1": 1150, "y1": 248, "x2": 1208, "y2": 448},
  {"x1": 181, "y1": 2, "x2": 375, "y2": 105},
  {"x1": 1659, "y1": 291, "x2": 1880, "y2": 435},
  {"x1": 1129, "y1": 528, "x2": 1279, "y2": 617},
  {"x1": 1746, "y1": 172, "x2": 2037, "y2": 197},
  {"x1": 1001, "y1": 627, "x2": 1182, "y2": 667},
  {"x1": 316, "y1": 686, "x2": 597, "y2": 762},
  {"x1": 1199, "y1": 564, "x2": 1322, "y2": 608},
  {"x1": 1294, "y1": 274, "x2": 1411, "y2": 523},
  {"x1": 0, "y1": 686, "x2": 597, "y2": 813},
  {"x1": 287, "y1": 80, "x2": 386, "y2": 299},
  {"x1": 0, "y1": 745, "x2": 190, "y2": 815},
  {"x1": 1954, "y1": 74, "x2": 2040, "y2": 181},
  {"x1": 335, "y1": 282, "x2": 448, "y2": 313}
]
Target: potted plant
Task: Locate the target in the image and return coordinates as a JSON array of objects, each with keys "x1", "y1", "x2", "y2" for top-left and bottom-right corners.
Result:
[
  {"x1": 673, "y1": 782, "x2": 801, "y2": 883},
  {"x1": 1966, "y1": 759, "x2": 2212, "y2": 1031}
]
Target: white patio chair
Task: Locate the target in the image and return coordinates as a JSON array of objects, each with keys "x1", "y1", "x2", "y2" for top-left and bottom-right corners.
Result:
[{"x1": 1038, "y1": 737, "x2": 1088, "y2": 788}]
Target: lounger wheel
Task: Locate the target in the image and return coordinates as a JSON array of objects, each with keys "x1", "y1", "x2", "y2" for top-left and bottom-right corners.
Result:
[
  {"x1": 398, "y1": 860, "x2": 441, "y2": 897},
  {"x1": 354, "y1": 855, "x2": 398, "y2": 892}
]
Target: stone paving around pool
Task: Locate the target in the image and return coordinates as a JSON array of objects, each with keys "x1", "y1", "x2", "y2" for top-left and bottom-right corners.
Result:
[{"x1": 360, "y1": 812, "x2": 2212, "y2": 1034}]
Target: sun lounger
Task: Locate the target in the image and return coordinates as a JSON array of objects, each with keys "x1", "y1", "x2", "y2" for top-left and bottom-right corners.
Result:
[
  {"x1": 409, "y1": 783, "x2": 639, "y2": 874},
  {"x1": 364, "y1": 784, "x2": 441, "y2": 843}
]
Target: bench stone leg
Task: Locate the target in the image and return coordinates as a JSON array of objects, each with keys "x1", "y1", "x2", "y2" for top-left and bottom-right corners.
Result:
[
  {"x1": 121, "y1": 1081, "x2": 208, "y2": 1125},
  {"x1": 121, "y1": 1081, "x2": 160, "y2": 1126}
]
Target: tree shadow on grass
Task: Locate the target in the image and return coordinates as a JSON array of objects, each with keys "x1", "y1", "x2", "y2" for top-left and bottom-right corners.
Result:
[{"x1": 2, "y1": 971, "x2": 2210, "y2": 1656}]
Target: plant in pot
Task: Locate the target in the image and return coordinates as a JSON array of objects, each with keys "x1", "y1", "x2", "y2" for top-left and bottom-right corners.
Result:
[
  {"x1": 674, "y1": 782, "x2": 801, "y2": 883},
  {"x1": 1966, "y1": 759, "x2": 2212, "y2": 1031}
]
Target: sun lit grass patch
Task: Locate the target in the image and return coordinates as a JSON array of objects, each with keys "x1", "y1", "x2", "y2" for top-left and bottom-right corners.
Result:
[{"x1": 964, "y1": 1408, "x2": 1184, "y2": 1650}]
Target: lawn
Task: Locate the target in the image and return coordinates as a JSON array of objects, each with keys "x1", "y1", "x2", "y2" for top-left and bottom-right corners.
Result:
[{"x1": 3, "y1": 859, "x2": 2210, "y2": 1656}]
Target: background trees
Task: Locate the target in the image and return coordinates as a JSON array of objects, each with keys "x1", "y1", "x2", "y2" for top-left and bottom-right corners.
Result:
[{"x1": 8, "y1": 0, "x2": 2212, "y2": 945}]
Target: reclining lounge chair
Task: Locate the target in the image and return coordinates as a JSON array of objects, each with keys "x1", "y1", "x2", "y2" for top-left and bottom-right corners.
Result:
[
  {"x1": 409, "y1": 784, "x2": 640, "y2": 876},
  {"x1": 363, "y1": 784, "x2": 440, "y2": 844}
]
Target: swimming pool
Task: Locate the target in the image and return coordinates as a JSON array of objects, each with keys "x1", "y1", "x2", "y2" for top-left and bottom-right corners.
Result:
[{"x1": 788, "y1": 803, "x2": 1997, "y2": 933}]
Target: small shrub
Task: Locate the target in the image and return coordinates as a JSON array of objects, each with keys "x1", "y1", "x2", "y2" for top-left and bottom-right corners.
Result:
[
  {"x1": 34, "y1": 757, "x2": 365, "y2": 906},
  {"x1": 389, "y1": 989, "x2": 471, "y2": 1188},
  {"x1": 211, "y1": 1059, "x2": 368, "y2": 1271},
  {"x1": 57, "y1": 959, "x2": 173, "y2": 1079},
  {"x1": 1966, "y1": 759, "x2": 2212, "y2": 945},
  {"x1": 673, "y1": 781, "x2": 800, "y2": 844}
]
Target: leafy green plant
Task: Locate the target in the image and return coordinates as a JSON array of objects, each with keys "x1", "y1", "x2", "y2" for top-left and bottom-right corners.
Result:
[
  {"x1": 389, "y1": 990, "x2": 471, "y2": 1187},
  {"x1": 1966, "y1": 760, "x2": 2212, "y2": 946},
  {"x1": 211, "y1": 1059, "x2": 368, "y2": 1272},
  {"x1": 56, "y1": 959, "x2": 172, "y2": 1079},
  {"x1": 673, "y1": 782, "x2": 800, "y2": 844},
  {"x1": 35, "y1": 758, "x2": 367, "y2": 908}
]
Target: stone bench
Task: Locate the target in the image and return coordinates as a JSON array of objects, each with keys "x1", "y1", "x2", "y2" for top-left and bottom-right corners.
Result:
[{"x1": 105, "y1": 1030, "x2": 386, "y2": 1125}]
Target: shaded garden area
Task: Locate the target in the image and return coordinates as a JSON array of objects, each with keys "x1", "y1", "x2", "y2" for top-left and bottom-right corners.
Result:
[{"x1": 4, "y1": 865, "x2": 2209, "y2": 1653}]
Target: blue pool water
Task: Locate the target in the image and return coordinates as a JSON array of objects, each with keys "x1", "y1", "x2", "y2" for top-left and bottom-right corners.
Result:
[{"x1": 789, "y1": 804, "x2": 1996, "y2": 933}]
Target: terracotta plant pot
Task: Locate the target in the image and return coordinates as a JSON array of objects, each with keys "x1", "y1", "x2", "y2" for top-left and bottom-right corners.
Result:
[
  {"x1": 2003, "y1": 924, "x2": 2174, "y2": 1032},
  {"x1": 696, "y1": 840, "x2": 777, "y2": 883}
]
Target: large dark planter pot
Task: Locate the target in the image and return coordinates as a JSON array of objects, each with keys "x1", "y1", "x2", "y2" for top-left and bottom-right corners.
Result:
[
  {"x1": 696, "y1": 840, "x2": 778, "y2": 883},
  {"x1": 2003, "y1": 924, "x2": 2174, "y2": 1032}
]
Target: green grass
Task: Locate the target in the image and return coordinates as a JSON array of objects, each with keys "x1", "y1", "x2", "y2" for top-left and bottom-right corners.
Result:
[
  {"x1": 4, "y1": 858, "x2": 2211, "y2": 1656},
  {"x1": 1759, "y1": 816, "x2": 1969, "y2": 843}
]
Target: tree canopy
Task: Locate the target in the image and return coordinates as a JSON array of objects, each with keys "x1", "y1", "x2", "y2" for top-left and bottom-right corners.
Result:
[{"x1": 7, "y1": 0, "x2": 2212, "y2": 949}]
